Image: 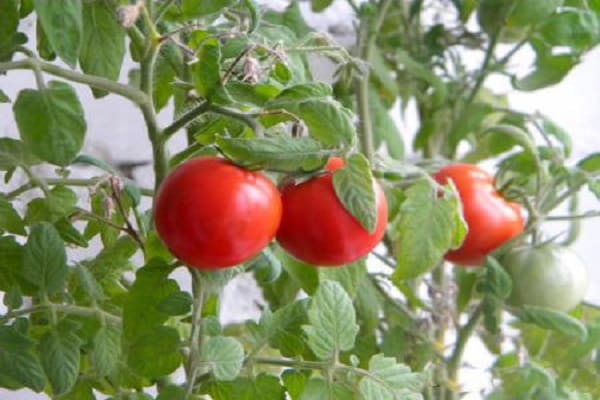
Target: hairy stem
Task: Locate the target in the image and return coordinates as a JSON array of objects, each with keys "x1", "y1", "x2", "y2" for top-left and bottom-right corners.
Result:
[
  {"x1": 355, "y1": 0, "x2": 393, "y2": 162},
  {"x1": 6, "y1": 177, "x2": 153, "y2": 199},
  {"x1": 186, "y1": 270, "x2": 206, "y2": 398},
  {"x1": 1, "y1": 303, "x2": 121, "y2": 326},
  {"x1": 0, "y1": 58, "x2": 148, "y2": 104},
  {"x1": 446, "y1": 303, "x2": 484, "y2": 400}
]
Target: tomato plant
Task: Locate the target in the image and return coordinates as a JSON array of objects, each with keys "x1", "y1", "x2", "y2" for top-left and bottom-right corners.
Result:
[
  {"x1": 277, "y1": 157, "x2": 388, "y2": 266},
  {"x1": 502, "y1": 243, "x2": 589, "y2": 312},
  {"x1": 154, "y1": 157, "x2": 282, "y2": 269},
  {"x1": 434, "y1": 164, "x2": 525, "y2": 266},
  {"x1": 0, "y1": 1, "x2": 599, "y2": 400}
]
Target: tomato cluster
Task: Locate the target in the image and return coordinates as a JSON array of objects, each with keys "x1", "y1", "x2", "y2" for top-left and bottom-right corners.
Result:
[
  {"x1": 156, "y1": 159, "x2": 586, "y2": 312},
  {"x1": 154, "y1": 157, "x2": 387, "y2": 269}
]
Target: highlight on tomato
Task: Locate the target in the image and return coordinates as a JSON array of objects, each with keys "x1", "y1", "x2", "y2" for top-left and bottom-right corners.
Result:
[
  {"x1": 154, "y1": 157, "x2": 282, "y2": 269},
  {"x1": 434, "y1": 163, "x2": 525, "y2": 266},
  {"x1": 276, "y1": 157, "x2": 388, "y2": 267}
]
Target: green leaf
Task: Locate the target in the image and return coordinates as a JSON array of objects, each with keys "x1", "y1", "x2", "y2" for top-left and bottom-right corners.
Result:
[
  {"x1": 54, "y1": 217, "x2": 88, "y2": 248},
  {"x1": 311, "y1": 0, "x2": 334, "y2": 11},
  {"x1": 201, "y1": 336, "x2": 244, "y2": 381},
  {"x1": 92, "y1": 325, "x2": 121, "y2": 377},
  {"x1": 0, "y1": 0, "x2": 19, "y2": 61},
  {"x1": 391, "y1": 180, "x2": 467, "y2": 281},
  {"x1": 0, "y1": 195, "x2": 25, "y2": 235},
  {"x1": 319, "y1": 260, "x2": 366, "y2": 299},
  {"x1": 252, "y1": 299, "x2": 308, "y2": 357},
  {"x1": 479, "y1": 257, "x2": 512, "y2": 300},
  {"x1": 13, "y1": 81, "x2": 87, "y2": 166},
  {"x1": 86, "y1": 236, "x2": 137, "y2": 285},
  {"x1": 276, "y1": 83, "x2": 333, "y2": 101},
  {"x1": 154, "y1": 42, "x2": 182, "y2": 111},
  {"x1": 156, "y1": 291, "x2": 192, "y2": 316},
  {"x1": 279, "y1": 248, "x2": 319, "y2": 295},
  {"x1": 40, "y1": 321, "x2": 82, "y2": 395},
  {"x1": 303, "y1": 280, "x2": 359, "y2": 360},
  {"x1": 0, "y1": 325, "x2": 46, "y2": 392},
  {"x1": 0, "y1": 138, "x2": 39, "y2": 171},
  {"x1": 265, "y1": 98, "x2": 355, "y2": 147},
  {"x1": 577, "y1": 153, "x2": 600, "y2": 175},
  {"x1": 157, "y1": 386, "x2": 186, "y2": 400},
  {"x1": 516, "y1": 305, "x2": 588, "y2": 341},
  {"x1": 513, "y1": 54, "x2": 578, "y2": 91},
  {"x1": 482, "y1": 295, "x2": 502, "y2": 334},
  {"x1": 127, "y1": 326, "x2": 182, "y2": 378},
  {"x1": 0, "y1": 236, "x2": 25, "y2": 292},
  {"x1": 25, "y1": 185, "x2": 78, "y2": 225},
  {"x1": 192, "y1": 38, "x2": 222, "y2": 99},
  {"x1": 538, "y1": 10, "x2": 600, "y2": 52},
  {"x1": 251, "y1": 247, "x2": 282, "y2": 284},
  {"x1": 37, "y1": 20, "x2": 56, "y2": 61},
  {"x1": 34, "y1": 0, "x2": 82, "y2": 67},
  {"x1": 55, "y1": 379, "x2": 95, "y2": 400},
  {"x1": 332, "y1": 153, "x2": 378, "y2": 233},
  {"x1": 217, "y1": 136, "x2": 331, "y2": 173},
  {"x1": 0, "y1": 89, "x2": 10, "y2": 103},
  {"x1": 359, "y1": 354, "x2": 424, "y2": 400},
  {"x1": 23, "y1": 222, "x2": 68, "y2": 294},
  {"x1": 182, "y1": 0, "x2": 235, "y2": 18},
  {"x1": 298, "y1": 378, "x2": 354, "y2": 400},
  {"x1": 80, "y1": 0, "x2": 125, "y2": 98},
  {"x1": 282, "y1": 369, "x2": 306, "y2": 400},
  {"x1": 203, "y1": 374, "x2": 285, "y2": 400},
  {"x1": 123, "y1": 260, "x2": 179, "y2": 343}
]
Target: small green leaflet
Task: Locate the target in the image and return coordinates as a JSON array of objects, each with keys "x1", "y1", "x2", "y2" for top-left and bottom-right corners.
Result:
[
  {"x1": 359, "y1": 354, "x2": 424, "y2": 400},
  {"x1": 80, "y1": 0, "x2": 125, "y2": 98},
  {"x1": 40, "y1": 321, "x2": 82, "y2": 395},
  {"x1": 22, "y1": 222, "x2": 68, "y2": 295},
  {"x1": 478, "y1": 257, "x2": 512, "y2": 300},
  {"x1": 192, "y1": 38, "x2": 222, "y2": 99},
  {"x1": 0, "y1": 195, "x2": 26, "y2": 235},
  {"x1": 200, "y1": 336, "x2": 245, "y2": 381},
  {"x1": 332, "y1": 154, "x2": 378, "y2": 233},
  {"x1": 0, "y1": 325, "x2": 46, "y2": 392},
  {"x1": 92, "y1": 325, "x2": 121, "y2": 377},
  {"x1": 303, "y1": 280, "x2": 359, "y2": 360},
  {"x1": 217, "y1": 136, "x2": 332, "y2": 173},
  {"x1": 34, "y1": 0, "x2": 82, "y2": 67},
  {"x1": 0, "y1": 90, "x2": 10, "y2": 103},
  {"x1": 515, "y1": 305, "x2": 588, "y2": 341},
  {"x1": 127, "y1": 326, "x2": 182, "y2": 378},
  {"x1": 13, "y1": 81, "x2": 86, "y2": 166},
  {"x1": 391, "y1": 179, "x2": 467, "y2": 281}
]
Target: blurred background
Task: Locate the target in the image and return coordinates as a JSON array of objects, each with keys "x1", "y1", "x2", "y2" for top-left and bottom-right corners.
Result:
[{"x1": 1, "y1": 1, "x2": 599, "y2": 398}]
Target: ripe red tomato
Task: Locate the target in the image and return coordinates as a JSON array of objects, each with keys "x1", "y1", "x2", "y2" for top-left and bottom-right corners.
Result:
[
  {"x1": 276, "y1": 157, "x2": 388, "y2": 266},
  {"x1": 434, "y1": 164, "x2": 524, "y2": 266},
  {"x1": 154, "y1": 157, "x2": 282, "y2": 269}
]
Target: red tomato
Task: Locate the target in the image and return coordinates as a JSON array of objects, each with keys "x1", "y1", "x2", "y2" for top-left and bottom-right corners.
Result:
[
  {"x1": 276, "y1": 157, "x2": 388, "y2": 266},
  {"x1": 154, "y1": 157, "x2": 282, "y2": 269},
  {"x1": 434, "y1": 164, "x2": 524, "y2": 266}
]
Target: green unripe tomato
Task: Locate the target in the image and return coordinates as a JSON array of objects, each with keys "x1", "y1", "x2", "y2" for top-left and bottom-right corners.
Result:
[{"x1": 502, "y1": 244, "x2": 588, "y2": 312}]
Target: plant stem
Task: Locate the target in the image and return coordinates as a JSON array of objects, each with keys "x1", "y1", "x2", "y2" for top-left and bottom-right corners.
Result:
[
  {"x1": 251, "y1": 357, "x2": 330, "y2": 370},
  {"x1": 6, "y1": 177, "x2": 153, "y2": 199},
  {"x1": 154, "y1": 0, "x2": 175, "y2": 23},
  {"x1": 446, "y1": 303, "x2": 484, "y2": 400},
  {"x1": 163, "y1": 101, "x2": 210, "y2": 139},
  {"x1": 0, "y1": 58, "x2": 148, "y2": 104},
  {"x1": 1, "y1": 303, "x2": 121, "y2": 326},
  {"x1": 432, "y1": 264, "x2": 448, "y2": 400},
  {"x1": 464, "y1": 30, "x2": 500, "y2": 107},
  {"x1": 186, "y1": 270, "x2": 206, "y2": 398},
  {"x1": 139, "y1": 41, "x2": 168, "y2": 191},
  {"x1": 355, "y1": 0, "x2": 393, "y2": 162}
]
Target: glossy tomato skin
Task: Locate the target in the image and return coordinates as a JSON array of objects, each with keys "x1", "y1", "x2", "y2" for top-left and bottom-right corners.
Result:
[
  {"x1": 276, "y1": 157, "x2": 388, "y2": 266},
  {"x1": 502, "y1": 244, "x2": 588, "y2": 312},
  {"x1": 435, "y1": 164, "x2": 524, "y2": 266},
  {"x1": 154, "y1": 157, "x2": 282, "y2": 269}
]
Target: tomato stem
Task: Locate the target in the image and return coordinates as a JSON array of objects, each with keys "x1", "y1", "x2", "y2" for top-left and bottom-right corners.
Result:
[{"x1": 185, "y1": 270, "x2": 207, "y2": 398}]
